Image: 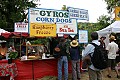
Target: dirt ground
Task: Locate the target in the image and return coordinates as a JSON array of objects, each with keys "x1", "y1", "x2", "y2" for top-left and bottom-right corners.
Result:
[{"x1": 39, "y1": 69, "x2": 120, "y2": 80}]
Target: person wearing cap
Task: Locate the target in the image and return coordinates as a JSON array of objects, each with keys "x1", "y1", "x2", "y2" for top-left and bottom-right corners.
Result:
[
  {"x1": 106, "y1": 35, "x2": 120, "y2": 78},
  {"x1": 0, "y1": 42, "x2": 8, "y2": 59},
  {"x1": 57, "y1": 38, "x2": 68, "y2": 80},
  {"x1": 69, "y1": 40, "x2": 81, "y2": 80}
]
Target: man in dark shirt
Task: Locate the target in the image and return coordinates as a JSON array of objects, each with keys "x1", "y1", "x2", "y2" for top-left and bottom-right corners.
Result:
[{"x1": 57, "y1": 38, "x2": 68, "y2": 80}]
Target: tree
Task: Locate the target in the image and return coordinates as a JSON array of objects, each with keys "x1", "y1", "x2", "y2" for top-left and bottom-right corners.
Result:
[
  {"x1": 0, "y1": 0, "x2": 36, "y2": 31},
  {"x1": 61, "y1": 5, "x2": 67, "y2": 10},
  {"x1": 97, "y1": 15, "x2": 111, "y2": 30},
  {"x1": 104, "y1": 0, "x2": 120, "y2": 13}
]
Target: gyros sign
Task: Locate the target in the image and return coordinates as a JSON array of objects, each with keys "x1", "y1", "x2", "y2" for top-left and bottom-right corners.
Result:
[
  {"x1": 29, "y1": 8, "x2": 71, "y2": 23},
  {"x1": 28, "y1": 8, "x2": 77, "y2": 34}
]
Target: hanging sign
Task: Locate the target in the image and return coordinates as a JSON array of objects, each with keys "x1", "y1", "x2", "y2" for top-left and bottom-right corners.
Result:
[
  {"x1": 57, "y1": 19, "x2": 77, "y2": 34},
  {"x1": 115, "y1": 7, "x2": 120, "y2": 21},
  {"x1": 30, "y1": 23, "x2": 56, "y2": 37},
  {"x1": 67, "y1": 7, "x2": 89, "y2": 21},
  {"x1": 28, "y1": 8, "x2": 71, "y2": 23},
  {"x1": 79, "y1": 30, "x2": 88, "y2": 43},
  {"x1": 14, "y1": 22, "x2": 28, "y2": 32},
  {"x1": 28, "y1": 8, "x2": 77, "y2": 35}
]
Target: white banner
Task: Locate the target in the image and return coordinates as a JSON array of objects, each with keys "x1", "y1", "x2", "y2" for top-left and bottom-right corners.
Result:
[
  {"x1": 28, "y1": 8, "x2": 77, "y2": 34},
  {"x1": 29, "y1": 8, "x2": 71, "y2": 24},
  {"x1": 14, "y1": 22, "x2": 28, "y2": 32},
  {"x1": 57, "y1": 19, "x2": 77, "y2": 34}
]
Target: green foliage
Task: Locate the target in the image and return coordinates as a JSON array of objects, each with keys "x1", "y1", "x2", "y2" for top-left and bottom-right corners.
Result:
[
  {"x1": 8, "y1": 52, "x2": 18, "y2": 59},
  {"x1": 62, "y1": 5, "x2": 67, "y2": 10},
  {"x1": 104, "y1": 0, "x2": 120, "y2": 13},
  {"x1": 0, "y1": 0, "x2": 36, "y2": 31},
  {"x1": 78, "y1": 15, "x2": 111, "y2": 42},
  {"x1": 78, "y1": 22, "x2": 99, "y2": 42},
  {"x1": 97, "y1": 15, "x2": 111, "y2": 30}
]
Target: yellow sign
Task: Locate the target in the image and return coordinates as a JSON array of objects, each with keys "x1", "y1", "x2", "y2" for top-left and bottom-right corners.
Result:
[
  {"x1": 115, "y1": 7, "x2": 120, "y2": 21},
  {"x1": 30, "y1": 23, "x2": 56, "y2": 37}
]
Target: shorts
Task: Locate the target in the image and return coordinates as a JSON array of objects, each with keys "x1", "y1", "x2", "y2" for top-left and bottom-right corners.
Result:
[{"x1": 108, "y1": 59, "x2": 116, "y2": 68}]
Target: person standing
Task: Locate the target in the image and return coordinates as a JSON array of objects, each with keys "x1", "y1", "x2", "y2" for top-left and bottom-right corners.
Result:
[
  {"x1": 57, "y1": 38, "x2": 68, "y2": 80},
  {"x1": 82, "y1": 32, "x2": 102, "y2": 80},
  {"x1": 69, "y1": 40, "x2": 81, "y2": 80},
  {"x1": 99, "y1": 36, "x2": 106, "y2": 49},
  {"x1": 106, "y1": 35, "x2": 120, "y2": 78}
]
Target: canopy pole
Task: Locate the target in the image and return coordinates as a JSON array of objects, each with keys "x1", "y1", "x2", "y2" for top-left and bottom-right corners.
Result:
[{"x1": 20, "y1": 33, "x2": 22, "y2": 57}]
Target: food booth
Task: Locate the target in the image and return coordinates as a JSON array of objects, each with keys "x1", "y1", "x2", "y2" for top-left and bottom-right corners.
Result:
[{"x1": 0, "y1": 8, "x2": 84, "y2": 80}]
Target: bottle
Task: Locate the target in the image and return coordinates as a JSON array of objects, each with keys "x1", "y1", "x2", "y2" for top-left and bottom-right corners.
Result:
[{"x1": 42, "y1": 53, "x2": 45, "y2": 59}]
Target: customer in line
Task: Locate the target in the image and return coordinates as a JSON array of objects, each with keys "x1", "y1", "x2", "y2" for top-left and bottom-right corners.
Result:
[
  {"x1": 99, "y1": 36, "x2": 106, "y2": 49},
  {"x1": 69, "y1": 40, "x2": 81, "y2": 80},
  {"x1": 56, "y1": 38, "x2": 68, "y2": 80},
  {"x1": 82, "y1": 32, "x2": 102, "y2": 80},
  {"x1": 106, "y1": 35, "x2": 120, "y2": 78}
]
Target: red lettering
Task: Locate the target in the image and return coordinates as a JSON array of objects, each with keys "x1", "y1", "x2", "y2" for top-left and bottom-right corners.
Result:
[
  {"x1": 60, "y1": 28, "x2": 64, "y2": 32},
  {"x1": 68, "y1": 28, "x2": 74, "y2": 32},
  {"x1": 59, "y1": 28, "x2": 67, "y2": 32}
]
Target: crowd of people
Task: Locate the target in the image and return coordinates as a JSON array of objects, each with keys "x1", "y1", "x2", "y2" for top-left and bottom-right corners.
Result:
[
  {"x1": 54, "y1": 32, "x2": 120, "y2": 80},
  {"x1": 0, "y1": 31, "x2": 120, "y2": 80}
]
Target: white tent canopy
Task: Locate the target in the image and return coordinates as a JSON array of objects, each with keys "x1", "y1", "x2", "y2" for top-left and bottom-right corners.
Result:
[
  {"x1": 97, "y1": 21, "x2": 120, "y2": 46},
  {"x1": 97, "y1": 21, "x2": 120, "y2": 35},
  {"x1": 0, "y1": 28, "x2": 9, "y2": 35}
]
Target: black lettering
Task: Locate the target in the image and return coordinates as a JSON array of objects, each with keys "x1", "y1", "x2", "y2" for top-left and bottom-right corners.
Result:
[
  {"x1": 40, "y1": 11, "x2": 46, "y2": 16},
  {"x1": 53, "y1": 11, "x2": 59, "y2": 17},
  {"x1": 46, "y1": 11, "x2": 52, "y2": 16}
]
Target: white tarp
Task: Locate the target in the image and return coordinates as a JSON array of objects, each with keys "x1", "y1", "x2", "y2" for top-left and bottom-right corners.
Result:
[
  {"x1": 97, "y1": 21, "x2": 120, "y2": 35},
  {"x1": 0, "y1": 28, "x2": 9, "y2": 35}
]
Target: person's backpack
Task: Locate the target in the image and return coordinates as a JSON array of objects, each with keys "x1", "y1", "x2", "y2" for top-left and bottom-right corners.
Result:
[{"x1": 90, "y1": 43, "x2": 108, "y2": 70}]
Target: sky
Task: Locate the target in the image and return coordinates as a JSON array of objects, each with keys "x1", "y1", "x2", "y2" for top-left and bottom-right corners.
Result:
[{"x1": 33, "y1": 0, "x2": 109, "y2": 23}]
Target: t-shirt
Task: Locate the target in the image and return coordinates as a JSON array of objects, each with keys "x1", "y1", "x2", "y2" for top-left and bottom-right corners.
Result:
[
  {"x1": 69, "y1": 46, "x2": 80, "y2": 60},
  {"x1": 57, "y1": 43, "x2": 67, "y2": 56},
  {"x1": 106, "y1": 41, "x2": 118, "y2": 59}
]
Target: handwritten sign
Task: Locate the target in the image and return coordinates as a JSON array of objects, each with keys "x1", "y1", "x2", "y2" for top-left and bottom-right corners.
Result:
[
  {"x1": 67, "y1": 7, "x2": 89, "y2": 21},
  {"x1": 79, "y1": 30, "x2": 88, "y2": 43},
  {"x1": 30, "y1": 23, "x2": 56, "y2": 37},
  {"x1": 14, "y1": 22, "x2": 28, "y2": 32},
  {"x1": 57, "y1": 19, "x2": 77, "y2": 34}
]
